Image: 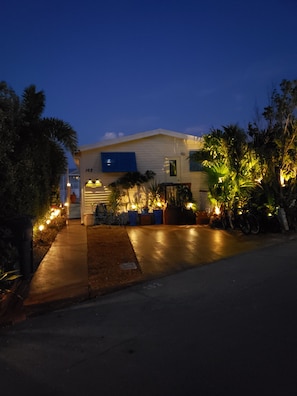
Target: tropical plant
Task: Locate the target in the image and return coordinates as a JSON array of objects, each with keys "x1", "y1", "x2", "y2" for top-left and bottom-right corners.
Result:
[
  {"x1": 176, "y1": 184, "x2": 193, "y2": 207},
  {"x1": 0, "y1": 269, "x2": 22, "y2": 298},
  {"x1": 109, "y1": 170, "x2": 156, "y2": 209},
  {"x1": 248, "y1": 79, "x2": 297, "y2": 218},
  {"x1": 107, "y1": 186, "x2": 122, "y2": 213},
  {"x1": 0, "y1": 82, "x2": 78, "y2": 219},
  {"x1": 148, "y1": 180, "x2": 163, "y2": 209},
  {"x1": 191, "y1": 124, "x2": 261, "y2": 210}
]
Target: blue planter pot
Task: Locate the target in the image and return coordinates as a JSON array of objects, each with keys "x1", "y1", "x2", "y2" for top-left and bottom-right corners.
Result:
[
  {"x1": 128, "y1": 210, "x2": 138, "y2": 226},
  {"x1": 153, "y1": 209, "x2": 163, "y2": 224}
]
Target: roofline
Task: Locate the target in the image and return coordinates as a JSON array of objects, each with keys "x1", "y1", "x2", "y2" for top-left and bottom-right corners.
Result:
[{"x1": 77, "y1": 128, "x2": 202, "y2": 152}]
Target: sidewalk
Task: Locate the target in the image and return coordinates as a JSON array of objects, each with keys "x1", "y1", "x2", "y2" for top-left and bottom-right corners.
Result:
[{"x1": 24, "y1": 220, "x2": 89, "y2": 312}]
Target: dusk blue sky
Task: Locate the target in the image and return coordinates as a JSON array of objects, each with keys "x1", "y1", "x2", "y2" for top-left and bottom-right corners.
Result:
[{"x1": 2, "y1": 0, "x2": 297, "y2": 151}]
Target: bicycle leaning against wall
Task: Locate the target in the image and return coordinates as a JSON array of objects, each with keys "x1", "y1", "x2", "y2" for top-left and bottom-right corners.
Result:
[{"x1": 219, "y1": 204, "x2": 260, "y2": 235}]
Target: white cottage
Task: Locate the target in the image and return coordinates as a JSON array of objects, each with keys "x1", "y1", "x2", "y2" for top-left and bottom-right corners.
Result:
[{"x1": 74, "y1": 128, "x2": 209, "y2": 225}]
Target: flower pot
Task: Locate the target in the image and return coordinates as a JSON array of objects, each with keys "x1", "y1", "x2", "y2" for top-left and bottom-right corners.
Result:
[
  {"x1": 164, "y1": 206, "x2": 182, "y2": 225},
  {"x1": 196, "y1": 211, "x2": 210, "y2": 225},
  {"x1": 140, "y1": 213, "x2": 153, "y2": 225},
  {"x1": 153, "y1": 209, "x2": 163, "y2": 224},
  {"x1": 164, "y1": 206, "x2": 196, "y2": 225},
  {"x1": 84, "y1": 213, "x2": 94, "y2": 226},
  {"x1": 128, "y1": 210, "x2": 138, "y2": 226}
]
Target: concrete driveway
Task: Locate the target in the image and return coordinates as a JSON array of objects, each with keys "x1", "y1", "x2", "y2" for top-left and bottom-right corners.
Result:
[
  {"x1": 23, "y1": 221, "x2": 292, "y2": 313},
  {"x1": 127, "y1": 224, "x2": 287, "y2": 278}
]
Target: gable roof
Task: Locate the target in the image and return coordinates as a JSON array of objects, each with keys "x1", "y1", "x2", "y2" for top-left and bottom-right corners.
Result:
[{"x1": 78, "y1": 128, "x2": 202, "y2": 153}]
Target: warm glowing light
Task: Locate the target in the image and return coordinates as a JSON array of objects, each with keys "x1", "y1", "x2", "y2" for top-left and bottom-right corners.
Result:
[
  {"x1": 52, "y1": 209, "x2": 61, "y2": 217},
  {"x1": 215, "y1": 206, "x2": 220, "y2": 215},
  {"x1": 39, "y1": 225, "x2": 45, "y2": 231},
  {"x1": 186, "y1": 202, "x2": 193, "y2": 209},
  {"x1": 46, "y1": 219, "x2": 51, "y2": 224},
  {"x1": 86, "y1": 179, "x2": 102, "y2": 188},
  {"x1": 67, "y1": 182, "x2": 71, "y2": 187},
  {"x1": 131, "y1": 204, "x2": 137, "y2": 210}
]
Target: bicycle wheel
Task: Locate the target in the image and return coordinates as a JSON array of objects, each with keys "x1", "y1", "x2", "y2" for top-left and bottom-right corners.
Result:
[
  {"x1": 221, "y1": 214, "x2": 228, "y2": 229},
  {"x1": 238, "y1": 215, "x2": 251, "y2": 235},
  {"x1": 228, "y1": 211, "x2": 235, "y2": 229},
  {"x1": 247, "y1": 213, "x2": 260, "y2": 235}
]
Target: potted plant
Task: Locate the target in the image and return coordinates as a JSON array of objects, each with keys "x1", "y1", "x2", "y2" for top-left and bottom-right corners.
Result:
[
  {"x1": 196, "y1": 210, "x2": 210, "y2": 225},
  {"x1": 127, "y1": 203, "x2": 138, "y2": 226},
  {"x1": 163, "y1": 184, "x2": 196, "y2": 225},
  {"x1": 109, "y1": 170, "x2": 156, "y2": 226},
  {"x1": 148, "y1": 180, "x2": 164, "y2": 224}
]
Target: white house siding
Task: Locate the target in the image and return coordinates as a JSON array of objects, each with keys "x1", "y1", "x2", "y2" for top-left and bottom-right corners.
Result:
[{"x1": 77, "y1": 130, "x2": 209, "y2": 223}]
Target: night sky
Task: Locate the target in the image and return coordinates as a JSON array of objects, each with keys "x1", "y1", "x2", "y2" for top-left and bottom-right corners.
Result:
[{"x1": 2, "y1": 0, "x2": 297, "y2": 149}]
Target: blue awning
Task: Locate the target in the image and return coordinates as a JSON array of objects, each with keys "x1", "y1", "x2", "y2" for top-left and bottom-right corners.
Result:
[{"x1": 101, "y1": 152, "x2": 137, "y2": 172}]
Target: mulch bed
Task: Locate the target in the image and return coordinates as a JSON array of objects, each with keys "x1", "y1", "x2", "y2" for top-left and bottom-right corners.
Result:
[{"x1": 87, "y1": 225, "x2": 144, "y2": 296}]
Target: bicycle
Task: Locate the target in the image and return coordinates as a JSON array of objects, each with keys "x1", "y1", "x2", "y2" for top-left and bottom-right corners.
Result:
[
  {"x1": 221, "y1": 207, "x2": 251, "y2": 235},
  {"x1": 245, "y1": 210, "x2": 260, "y2": 234},
  {"x1": 209, "y1": 204, "x2": 261, "y2": 235},
  {"x1": 220, "y1": 205, "x2": 261, "y2": 235}
]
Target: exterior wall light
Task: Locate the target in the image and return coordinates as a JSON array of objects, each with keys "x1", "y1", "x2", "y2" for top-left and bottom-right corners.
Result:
[{"x1": 85, "y1": 179, "x2": 102, "y2": 188}]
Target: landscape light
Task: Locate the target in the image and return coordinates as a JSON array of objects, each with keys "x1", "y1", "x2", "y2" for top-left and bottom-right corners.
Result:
[{"x1": 215, "y1": 206, "x2": 220, "y2": 215}]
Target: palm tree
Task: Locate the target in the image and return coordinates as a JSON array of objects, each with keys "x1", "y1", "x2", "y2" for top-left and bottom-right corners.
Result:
[
  {"x1": 248, "y1": 79, "x2": 297, "y2": 215},
  {"x1": 0, "y1": 82, "x2": 78, "y2": 218}
]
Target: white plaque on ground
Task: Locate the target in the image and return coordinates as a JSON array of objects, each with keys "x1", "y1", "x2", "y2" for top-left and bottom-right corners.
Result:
[{"x1": 120, "y1": 262, "x2": 137, "y2": 270}]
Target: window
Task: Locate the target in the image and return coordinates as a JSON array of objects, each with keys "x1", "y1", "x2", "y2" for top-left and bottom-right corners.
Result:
[
  {"x1": 169, "y1": 160, "x2": 177, "y2": 176},
  {"x1": 101, "y1": 152, "x2": 137, "y2": 172},
  {"x1": 189, "y1": 151, "x2": 204, "y2": 171}
]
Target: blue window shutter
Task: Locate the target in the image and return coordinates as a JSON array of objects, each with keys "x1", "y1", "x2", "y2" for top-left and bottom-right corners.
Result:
[{"x1": 189, "y1": 151, "x2": 203, "y2": 171}]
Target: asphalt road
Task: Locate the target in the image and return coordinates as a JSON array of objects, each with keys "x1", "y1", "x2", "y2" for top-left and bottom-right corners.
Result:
[{"x1": 1, "y1": 235, "x2": 297, "y2": 395}]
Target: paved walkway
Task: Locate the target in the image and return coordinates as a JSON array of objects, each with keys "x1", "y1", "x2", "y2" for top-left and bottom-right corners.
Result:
[{"x1": 25, "y1": 220, "x2": 89, "y2": 307}]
